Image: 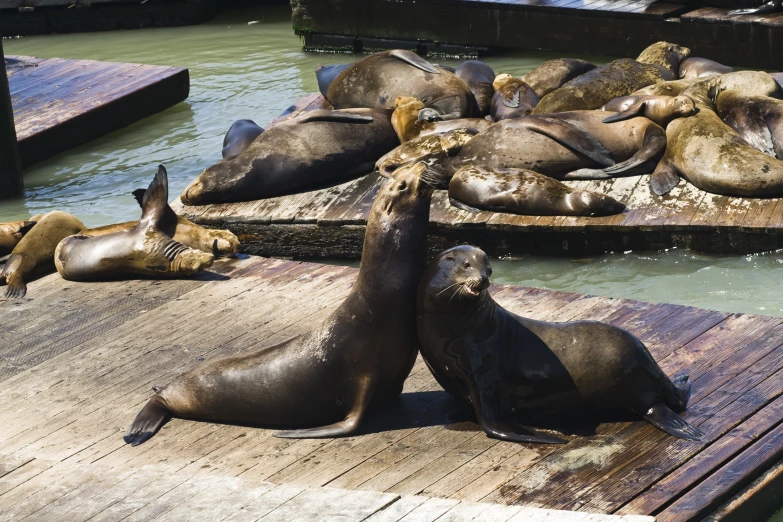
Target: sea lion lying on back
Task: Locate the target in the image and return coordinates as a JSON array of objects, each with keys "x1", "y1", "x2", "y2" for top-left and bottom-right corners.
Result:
[
  {"x1": 56, "y1": 166, "x2": 214, "y2": 281},
  {"x1": 181, "y1": 108, "x2": 398, "y2": 205},
  {"x1": 0, "y1": 220, "x2": 36, "y2": 256},
  {"x1": 391, "y1": 97, "x2": 492, "y2": 143},
  {"x1": 490, "y1": 74, "x2": 539, "y2": 121},
  {"x1": 0, "y1": 211, "x2": 85, "y2": 299},
  {"x1": 124, "y1": 162, "x2": 436, "y2": 446},
  {"x1": 416, "y1": 245, "x2": 703, "y2": 444}
]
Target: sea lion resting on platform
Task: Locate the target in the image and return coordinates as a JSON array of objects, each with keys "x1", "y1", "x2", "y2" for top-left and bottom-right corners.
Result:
[
  {"x1": 124, "y1": 162, "x2": 435, "y2": 446},
  {"x1": 222, "y1": 119, "x2": 264, "y2": 160},
  {"x1": 600, "y1": 95, "x2": 698, "y2": 128},
  {"x1": 634, "y1": 78, "x2": 701, "y2": 97},
  {"x1": 448, "y1": 165, "x2": 625, "y2": 216},
  {"x1": 522, "y1": 58, "x2": 596, "y2": 98},
  {"x1": 83, "y1": 188, "x2": 239, "y2": 257},
  {"x1": 322, "y1": 49, "x2": 477, "y2": 120},
  {"x1": 455, "y1": 60, "x2": 496, "y2": 116},
  {"x1": 678, "y1": 57, "x2": 733, "y2": 79},
  {"x1": 0, "y1": 211, "x2": 85, "y2": 299},
  {"x1": 0, "y1": 220, "x2": 36, "y2": 256},
  {"x1": 715, "y1": 89, "x2": 783, "y2": 159},
  {"x1": 533, "y1": 42, "x2": 690, "y2": 114},
  {"x1": 490, "y1": 74, "x2": 539, "y2": 121},
  {"x1": 56, "y1": 166, "x2": 214, "y2": 281},
  {"x1": 391, "y1": 97, "x2": 492, "y2": 143},
  {"x1": 181, "y1": 108, "x2": 398, "y2": 205},
  {"x1": 416, "y1": 245, "x2": 703, "y2": 443}
]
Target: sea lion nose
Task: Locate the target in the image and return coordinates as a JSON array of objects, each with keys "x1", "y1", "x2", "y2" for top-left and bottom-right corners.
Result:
[{"x1": 479, "y1": 274, "x2": 490, "y2": 290}]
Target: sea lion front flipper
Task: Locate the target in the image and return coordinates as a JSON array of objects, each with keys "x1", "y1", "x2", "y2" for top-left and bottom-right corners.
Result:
[
  {"x1": 522, "y1": 117, "x2": 615, "y2": 168},
  {"x1": 16, "y1": 221, "x2": 36, "y2": 236},
  {"x1": 602, "y1": 101, "x2": 646, "y2": 124},
  {"x1": 132, "y1": 187, "x2": 179, "y2": 232},
  {"x1": 642, "y1": 402, "x2": 703, "y2": 441},
  {"x1": 124, "y1": 395, "x2": 172, "y2": 446},
  {"x1": 650, "y1": 158, "x2": 681, "y2": 195},
  {"x1": 297, "y1": 111, "x2": 374, "y2": 124},
  {"x1": 131, "y1": 188, "x2": 146, "y2": 207},
  {"x1": 4, "y1": 272, "x2": 27, "y2": 299},
  {"x1": 315, "y1": 63, "x2": 352, "y2": 98},
  {"x1": 600, "y1": 124, "x2": 667, "y2": 175},
  {"x1": 137, "y1": 165, "x2": 169, "y2": 230},
  {"x1": 389, "y1": 49, "x2": 440, "y2": 74},
  {"x1": 449, "y1": 198, "x2": 482, "y2": 213}
]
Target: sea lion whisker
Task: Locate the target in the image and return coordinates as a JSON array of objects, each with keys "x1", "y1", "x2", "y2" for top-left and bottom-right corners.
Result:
[{"x1": 436, "y1": 281, "x2": 462, "y2": 296}]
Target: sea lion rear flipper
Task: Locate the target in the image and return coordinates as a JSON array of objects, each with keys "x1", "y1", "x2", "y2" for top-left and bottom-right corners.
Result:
[
  {"x1": 132, "y1": 187, "x2": 179, "y2": 232},
  {"x1": 16, "y1": 221, "x2": 36, "y2": 236},
  {"x1": 389, "y1": 50, "x2": 440, "y2": 74},
  {"x1": 480, "y1": 415, "x2": 567, "y2": 445},
  {"x1": 650, "y1": 158, "x2": 681, "y2": 195},
  {"x1": 523, "y1": 117, "x2": 615, "y2": 168},
  {"x1": 297, "y1": 112, "x2": 374, "y2": 124},
  {"x1": 449, "y1": 197, "x2": 482, "y2": 213},
  {"x1": 602, "y1": 101, "x2": 646, "y2": 124},
  {"x1": 4, "y1": 274, "x2": 27, "y2": 299},
  {"x1": 502, "y1": 89, "x2": 521, "y2": 108},
  {"x1": 601, "y1": 124, "x2": 667, "y2": 175},
  {"x1": 642, "y1": 402, "x2": 703, "y2": 441},
  {"x1": 131, "y1": 188, "x2": 146, "y2": 207},
  {"x1": 138, "y1": 165, "x2": 169, "y2": 229},
  {"x1": 124, "y1": 395, "x2": 172, "y2": 446}
]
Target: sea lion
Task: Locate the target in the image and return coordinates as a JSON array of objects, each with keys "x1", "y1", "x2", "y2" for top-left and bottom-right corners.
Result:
[
  {"x1": 416, "y1": 245, "x2": 703, "y2": 443},
  {"x1": 600, "y1": 95, "x2": 698, "y2": 128},
  {"x1": 727, "y1": 0, "x2": 780, "y2": 15},
  {"x1": 448, "y1": 165, "x2": 625, "y2": 216},
  {"x1": 634, "y1": 78, "x2": 700, "y2": 97},
  {"x1": 124, "y1": 162, "x2": 436, "y2": 446},
  {"x1": 181, "y1": 108, "x2": 398, "y2": 205},
  {"x1": 533, "y1": 42, "x2": 690, "y2": 114},
  {"x1": 455, "y1": 60, "x2": 495, "y2": 116},
  {"x1": 0, "y1": 211, "x2": 85, "y2": 299},
  {"x1": 56, "y1": 166, "x2": 214, "y2": 281},
  {"x1": 324, "y1": 49, "x2": 476, "y2": 120},
  {"x1": 772, "y1": 73, "x2": 783, "y2": 91},
  {"x1": 222, "y1": 119, "x2": 264, "y2": 160},
  {"x1": 490, "y1": 74, "x2": 539, "y2": 121},
  {"x1": 522, "y1": 58, "x2": 596, "y2": 98},
  {"x1": 678, "y1": 57, "x2": 733, "y2": 79},
  {"x1": 315, "y1": 63, "x2": 352, "y2": 98},
  {"x1": 83, "y1": 188, "x2": 239, "y2": 257},
  {"x1": 715, "y1": 89, "x2": 783, "y2": 158},
  {"x1": 707, "y1": 71, "x2": 782, "y2": 100},
  {"x1": 391, "y1": 97, "x2": 492, "y2": 143},
  {"x1": 0, "y1": 220, "x2": 36, "y2": 256}
]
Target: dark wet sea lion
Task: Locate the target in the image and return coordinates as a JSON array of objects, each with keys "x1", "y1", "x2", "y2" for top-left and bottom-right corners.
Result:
[
  {"x1": 124, "y1": 162, "x2": 436, "y2": 446},
  {"x1": 0, "y1": 220, "x2": 36, "y2": 256},
  {"x1": 455, "y1": 60, "x2": 495, "y2": 116},
  {"x1": 715, "y1": 89, "x2": 783, "y2": 159},
  {"x1": 533, "y1": 42, "x2": 690, "y2": 114},
  {"x1": 522, "y1": 58, "x2": 596, "y2": 98},
  {"x1": 315, "y1": 63, "x2": 352, "y2": 98},
  {"x1": 56, "y1": 166, "x2": 214, "y2": 281},
  {"x1": 448, "y1": 165, "x2": 625, "y2": 216},
  {"x1": 222, "y1": 119, "x2": 264, "y2": 160},
  {"x1": 417, "y1": 245, "x2": 703, "y2": 443},
  {"x1": 601, "y1": 95, "x2": 698, "y2": 128},
  {"x1": 181, "y1": 108, "x2": 398, "y2": 205},
  {"x1": 0, "y1": 211, "x2": 85, "y2": 299},
  {"x1": 490, "y1": 74, "x2": 539, "y2": 121},
  {"x1": 391, "y1": 97, "x2": 492, "y2": 143},
  {"x1": 678, "y1": 57, "x2": 733, "y2": 79},
  {"x1": 324, "y1": 49, "x2": 476, "y2": 120}
]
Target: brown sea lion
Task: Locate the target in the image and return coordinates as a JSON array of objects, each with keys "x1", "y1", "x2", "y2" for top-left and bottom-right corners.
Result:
[
  {"x1": 455, "y1": 60, "x2": 495, "y2": 116},
  {"x1": 416, "y1": 245, "x2": 703, "y2": 443},
  {"x1": 0, "y1": 220, "x2": 36, "y2": 256},
  {"x1": 55, "y1": 166, "x2": 214, "y2": 282},
  {"x1": 715, "y1": 89, "x2": 783, "y2": 159},
  {"x1": 678, "y1": 57, "x2": 733, "y2": 79},
  {"x1": 533, "y1": 42, "x2": 690, "y2": 114},
  {"x1": 181, "y1": 108, "x2": 398, "y2": 205},
  {"x1": 123, "y1": 162, "x2": 436, "y2": 445},
  {"x1": 0, "y1": 211, "x2": 85, "y2": 299},
  {"x1": 324, "y1": 49, "x2": 476, "y2": 120},
  {"x1": 222, "y1": 119, "x2": 264, "y2": 160},
  {"x1": 522, "y1": 58, "x2": 596, "y2": 98},
  {"x1": 391, "y1": 97, "x2": 492, "y2": 143},
  {"x1": 600, "y1": 95, "x2": 698, "y2": 128},
  {"x1": 490, "y1": 74, "x2": 539, "y2": 121},
  {"x1": 634, "y1": 78, "x2": 700, "y2": 97},
  {"x1": 448, "y1": 165, "x2": 625, "y2": 216}
]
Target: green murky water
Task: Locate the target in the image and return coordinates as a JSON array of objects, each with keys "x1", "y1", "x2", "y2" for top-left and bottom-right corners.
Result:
[{"x1": 3, "y1": 6, "x2": 783, "y2": 323}]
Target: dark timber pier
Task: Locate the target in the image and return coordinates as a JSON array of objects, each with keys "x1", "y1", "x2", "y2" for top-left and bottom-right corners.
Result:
[
  {"x1": 291, "y1": 0, "x2": 783, "y2": 70},
  {"x1": 6, "y1": 55, "x2": 189, "y2": 169},
  {"x1": 0, "y1": 255, "x2": 782, "y2": 520}
]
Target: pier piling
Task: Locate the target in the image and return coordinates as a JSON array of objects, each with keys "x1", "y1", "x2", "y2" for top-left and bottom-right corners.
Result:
[{"x1": 0, "y1": 35, "x2": 23, "y2": 199}]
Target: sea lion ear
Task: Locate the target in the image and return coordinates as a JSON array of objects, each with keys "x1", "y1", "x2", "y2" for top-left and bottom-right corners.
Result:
[
  {"x1": 650, "y1": 158, "x2": 680, "y2": 195},
  {"x1": 139, "y1": 165, "x2": 169, "y2": 227},
  {"x1": 389, "y1": 49, "x2": 440, "y2": 74},
  {"x1": 602, "y1": 100, "x2": 647, "y2": 124}
]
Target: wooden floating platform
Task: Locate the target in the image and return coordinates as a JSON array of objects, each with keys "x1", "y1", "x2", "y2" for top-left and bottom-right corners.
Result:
[
  {"x1": 6, "y1": 55, "x2": 189, "y2": 168},
  {"x1": 172, "y1": 92, "x2": 783, "y2": 258},
  {"x1": 1, "y1": 255, "x2": 783, "y2": 520},
  {"x1": 292, "y1": 0, "x2": 783, "y2": 70}
]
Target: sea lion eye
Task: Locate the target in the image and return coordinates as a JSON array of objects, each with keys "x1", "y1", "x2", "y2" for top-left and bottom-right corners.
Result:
[
  {"x1": 398, "y1": 181, "x2": 407, "y2": 191},
  {"x1": 463, "y1": 261, "x2": 470, "y2": 268}
]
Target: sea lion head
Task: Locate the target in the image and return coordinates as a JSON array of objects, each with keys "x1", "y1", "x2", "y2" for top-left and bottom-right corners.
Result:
[
  {"x1": 420, "y1": 245, "x2": 492, "y2": 311},
  {"x1": 492, "y1": 73, "x2": 513, "y2": 91},
  {"x1": 636, "y1": 41, "x2": 691, "y2": 79},
  {"x1": 670, "y1": 95, "x2": 698, "y2": 119},
  {"x1": 375, "y1": 162, "x2": 436, "y2": 215}
]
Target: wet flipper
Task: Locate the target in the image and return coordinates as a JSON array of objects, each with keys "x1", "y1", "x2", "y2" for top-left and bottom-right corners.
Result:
[
  {"x1": 4, "y1": 274, "x2": 27, "y2": 299},
  {"x1": 315, "y1": 63, "x2": 352, "y2": 98},
  {"x1": 389, "y1": 49, "x2": 440, "y2": 74},
  {"x1": 298, "y1": 111, "x2": 373, "y2": 124},
  {"x1": 642, "y1": 402, "x2": 703, "y2": 441},
  {"x1": 132, "y1": 188, "x2": 146, "y2": 207},
  {"x1": 481, "y1": 418, "x2": 567, "y2": 445},
  {"x1": 138, "y1": 165, "x2": 170, "y2": 229},
  {"x1": 449, "y1": 197, "x2": 481, "y2": 213},
  {"x1": 650, "y1": 157, "x2": 681, "y2": 195},
  {"x1": 131, "y1": 187, "x2": 179, "y2": 231},
  {"x1": 602, "y1": 100, "x2": 647, "y2": 124},
  {"x1": 522, "y1": 117, "x2": 615, "y2": 168},
  {"x1": 503, "y1": 89, "x2": 521, "y2": 108},
  {"x1": 124, "y1": 395, "x2": 172, "y2": 446}
]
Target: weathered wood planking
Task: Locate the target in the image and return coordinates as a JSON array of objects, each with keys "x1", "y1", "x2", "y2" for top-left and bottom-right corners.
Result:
[
  {"x1": 6, "y1": 55, "x2": 189, "y2": 168},
  {"x1": 0, "y1": 256, "x2": 782, "y2": 520}
]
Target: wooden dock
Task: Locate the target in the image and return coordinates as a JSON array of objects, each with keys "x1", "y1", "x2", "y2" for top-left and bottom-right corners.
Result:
[
  {"x1": 292, "y1": 0, "x2": 783, "y2": 70},
  {"x1": 1, "y1": 255, "x2": 782, "y2": 520},
  {"x1": 6, "y1": 55, "x2": 189, "y2": 168}
]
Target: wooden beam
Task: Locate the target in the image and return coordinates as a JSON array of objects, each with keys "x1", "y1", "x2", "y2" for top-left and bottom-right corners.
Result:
[{"x1": 0, "y1": 34, "x2": 23, "y2": 198}]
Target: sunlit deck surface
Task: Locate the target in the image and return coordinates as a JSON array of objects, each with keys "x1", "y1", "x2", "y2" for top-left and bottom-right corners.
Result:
[
  {"x1": 6, "y1": 55, "x2": 189, "y2": 168},
  {"x1": 1, "y1": 255, "x2": 782, "y2": 520},
  {"x1": 173, "y1": 93, "x2": 783, "y2": 258}
]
